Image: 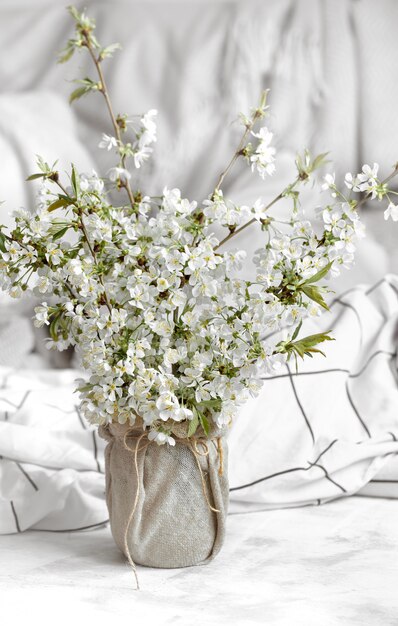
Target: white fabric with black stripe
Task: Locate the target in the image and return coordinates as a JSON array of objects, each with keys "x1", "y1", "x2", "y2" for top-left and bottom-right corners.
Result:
[
  {"x1": 0, "y1": 369, "x2": 107, "y2": 534},
  {"x1": 228, "y1": 275, "x2": 398, "y2": 513},
  {"x1": 1, "y1": 275, "x2": 398, "y2": 532}
]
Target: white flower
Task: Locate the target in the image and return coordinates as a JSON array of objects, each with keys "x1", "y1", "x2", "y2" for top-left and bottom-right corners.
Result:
[
  {"x1": 156, "y1": 392, "x2": 180, "y2": 420},
  {"x1": 175, "y1": 407, "x2": 194, "y2": 421},
  {"x1": 2, "y1": 241, "x2": 22, "y2": 262},
  {"x1": 156, "y1": 276, "x2": 170, "y2": 292},
  {"x1": 170, "y1": 290, "x2": 187, "y2": 308},
  {"x1": 108, "y1": 167, "x2": 131, "y2": 183},
  {"x1": 34, "y1": 303, "x2": 50, "y2": 327},
  {"x1": 65, "y1": 259, "x2": 83, "y2": 276},
  {"x1": 346, "y1": 163, "x2": 379, "y2": 198},
  {"x1": 80, "y1": 170, "x2": 104, "y2": 193},
  {"x1": 264, "y1": 352, "x2": 287, "y2": 374},
  {"x1": 321, "y1": 173, "x2": 337, "y2": 197},
  {"x1": 344, "y1": 172, "x2": 356, "y2": 190},
  {"x1": 356, "y1": 163, "x2": 379, "y2": 198},
  {"x1": 35, "y1": 274, "x2": 51, "y2": 294},
  {"x1": 148, "y1": 430, "x2": 175, "y2": 446},
  {"x1": 164, "y1": 348, "x2": 180, "y2": 365},
  {"x1": 384, "y1": 202, "x2": 398, "y2": 222},
  {"x1": 139, "y1": 109, "x2": 157, "y2": 145},
  {"x1": 252, "y1": 198, "x2": 268, "y2": 221},
  {"x1": 45, "y1": 243, "x2": 63, "y2": 266},
  {"x1": 98, "y1": 134, "x2": 118, "y2": 151},
  {"x1": 133, "y1": 146, "x2": 153, "y2": 169},
  {"x1": 250, "y1": 127, "x2": 276, "y2": 178}
]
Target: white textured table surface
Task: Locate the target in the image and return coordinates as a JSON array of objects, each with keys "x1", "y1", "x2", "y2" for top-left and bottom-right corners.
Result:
[{"x1": 1, "y1": 496, "x2": 398, "y2": 626}]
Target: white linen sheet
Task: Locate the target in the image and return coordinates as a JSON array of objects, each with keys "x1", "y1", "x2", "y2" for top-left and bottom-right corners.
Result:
[{"x1": 1, "y1": 276, "x2": 398, "y2": 533}]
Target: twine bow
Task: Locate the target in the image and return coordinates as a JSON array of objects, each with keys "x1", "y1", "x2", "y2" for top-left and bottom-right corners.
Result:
[{"x1": 102, "y1": 424, "x2": 224, "y2": 591}]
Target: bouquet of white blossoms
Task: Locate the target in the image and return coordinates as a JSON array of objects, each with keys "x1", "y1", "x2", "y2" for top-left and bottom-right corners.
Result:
[
  {"x1": 3, "y1": 7, "x2": 398, "y2": 578},
  {"x1": 1, "y1": 8, "x2": 397, "y2": 446}
]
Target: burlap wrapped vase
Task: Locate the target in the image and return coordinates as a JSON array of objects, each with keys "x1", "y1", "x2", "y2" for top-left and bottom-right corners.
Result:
[{"x1": 98, "y1": 419, "x2": 229, "y2": 570}]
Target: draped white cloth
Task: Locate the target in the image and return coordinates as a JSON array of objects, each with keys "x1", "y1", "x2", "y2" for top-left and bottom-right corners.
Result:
[
  {"x1": 1, "y1": 276, "x2": 398, "y2": 533},
  {"x1": 228, "y1": 276, "x2": 398, "y2": 512}
]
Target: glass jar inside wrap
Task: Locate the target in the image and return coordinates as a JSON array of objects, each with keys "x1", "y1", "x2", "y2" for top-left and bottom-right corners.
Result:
[{"x1": 98, "y1": 419, "x2": 229, "y2": 569}]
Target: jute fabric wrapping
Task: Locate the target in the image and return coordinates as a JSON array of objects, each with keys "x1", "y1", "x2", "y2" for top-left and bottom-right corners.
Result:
[{"x1": 98, "y1": 419, "x2": 229, "y2": 570}]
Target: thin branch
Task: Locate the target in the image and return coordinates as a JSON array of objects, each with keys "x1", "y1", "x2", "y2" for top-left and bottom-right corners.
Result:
[
  {"x1": 213, "y1": 124, "x2": 254, "y2": 196},
  {"x1": 214, "y1": 163, "x2": 398, "y2": 252},
  {"x1": 214, "y1": 180, "x2": 298, "y2": 251},
  {"x1": 82, "y1": 33, "x2": 135, "y2": 210},
  {"x1": 212, "y1": 93, "x2": 269, "y2": 197}
]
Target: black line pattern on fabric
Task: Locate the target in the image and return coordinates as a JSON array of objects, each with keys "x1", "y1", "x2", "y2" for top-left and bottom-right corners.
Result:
[
  {"x1": 387, "y1": 280, "x2": 398, "y2": 298},
  {"x1": 230, "y1": 439, "x2": 344, "y2": 493},
  {"x1": 75, "y1": 405, "x2": 87, "y2": 429},
  {"x1": 0, "y1": 390, "x2": 31, "y2": 411},
  {"x1": 286, "y1": 364, "x2": 315, "y2": 444},
  {"x1": 228, "y1": 502, "x2": 320, "y2": 516},
  {"x1": 229, "y1": 466, "x2": 307, "y2": 492},
  {"x1": 261, "y1": 350, "x2": 396, "y2": 382},
  {"x1": 15, "y1": 461, "x2": 39, "y2": 491},
  {"x1": 365, "y1": 278, "x2": 385, "y2": 296},
  {"x1": 43, "y1": 404, "x2": 78, "y2": 414},
  {"x1": 33, "y1": 520, "x2": 110, "y2": 533},
  {"x1": 311, "y1": 462, "x2": 346, "y2": 493},
  {"x1": 0, "y1": 454, "x2": 104, "y2": 475},
  {"x1": 10, "y1": 500, "x2": 21, "y2": 533},
  {"x1": 308, "y1": 439, "x2": 338, "y2": 466},
  {"x1": 4, "y1": 411, "x2": 8, "y2": 421},
  {"x1": 345, "y1": 380, "x2": 371, "y2": 438},
  {"x1": 370, "y1": 479, "x2": 398, "y2": 484},
  {"x1": 365, "y1": 277, "x2": 398, "y2": 298},
  {"x1": 0, "y1": 375, "x2": 9, "y2": 390},
  {"x1": 389, "y1": 432, "x2": 397, "y2": 442},
  {"x1": 350, "y1": 350, "x2": 396, "y2": 379},
  {"x1": 92, "y1": 430, "x2": 101, "y2": 473},
  {"x1": 329, "y1": 286, "x2": 363, "y2": 306},
  {"x1": 261, "y1": 367, "x2": 350, "y2": 381},
  {"x1": 332, "y1": 299, "x2": 363, "y2": 346}
]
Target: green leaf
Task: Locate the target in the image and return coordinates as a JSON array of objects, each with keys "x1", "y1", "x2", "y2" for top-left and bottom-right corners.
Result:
[
  {"x1": 300, "y1": 284, "x2": 329, "y2": 310},
  {"x1": 99, "y1": 43, "x2": 121, "y2": 60},
  {"x1": 199, "y1": 414, "x2": 210, "y2": 437},
  {"x1": 277, "y1": 331, "x2": 334, "y2": 362},
  {"x1": 69, "y1": 86, "x2": 91, "y2": 104},
  {"x1": 76, "y1": 383, "x2": 93, "y2": 393},
  {"x1": 300, "y1": 261, "x2": 333, "y2": 286},
  {"x1": 0, "y1": 231, "x2": 7, "y2": 253},
  {"x1": 58, "y1": 41, "x2": 76, "y2": 64},
  {"x1": 312, "y1": 152, "x2": 330, "y2": 171},
  {"x1": 187, "y1": 412, "x2": 199, "y2": 437},
  {"x1": 297, "y1": 331, "x2": 333, "y2": 348},
  {"x1": 71, "y1": 165, "x2": 80, "y2": 197},
  {"x1": 291, "y1": 320, "x2": 302, "y2": 342},
  {"x1": 26, "y1": 173, "x2": 47, "y2": 181},
  {"x1": 52, "y1": 226, "x2": 69, "y2": 241},
  {"x1": 197, "y1": 398, "x2": 222, "y2": 409},
  {"x1": 49, "y1": 313, "x2": 62, "y2": 341},
  {"x1": 47, "y1": 198, "x2": 70, "y2": 212},
  {"x1": 68, "y1": 5, "x2": 81, "y2": 21}
]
